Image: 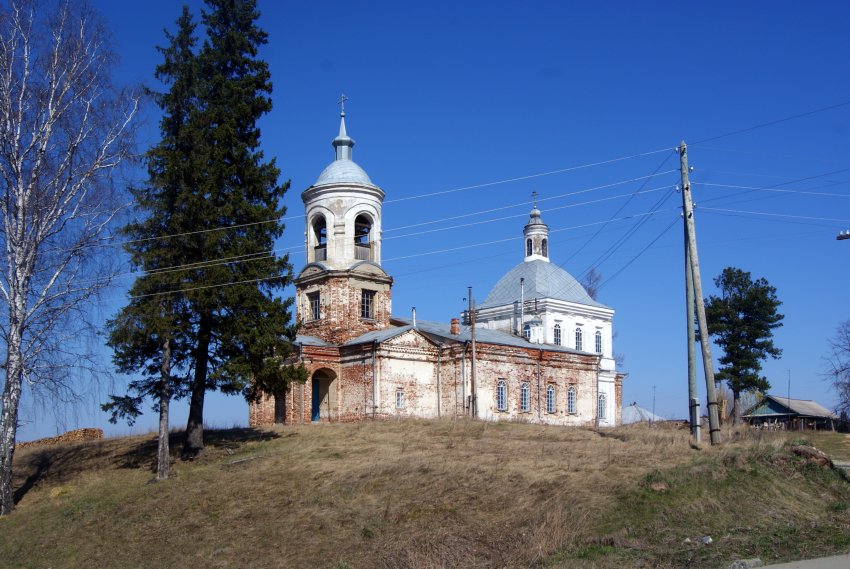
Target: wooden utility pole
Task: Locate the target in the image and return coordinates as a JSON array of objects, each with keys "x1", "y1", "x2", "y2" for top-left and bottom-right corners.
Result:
[
  {"x1": 468, "y1": 286, "x2": 478, "y2": 418},
  {"x1": 679, "y1": 141, "x2": 721, "y2": 445},
  {"x1": 684, "y1": 210, "x2": 700, "y2": 442}
]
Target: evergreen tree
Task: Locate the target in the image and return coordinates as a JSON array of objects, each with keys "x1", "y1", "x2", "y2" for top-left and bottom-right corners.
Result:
[
  {"x1": 705, "y1": 267, "x2": 784, "y2": 424},
  {"x1": 179, "y1": 0, "x2": 299, "y2": 457},
  {"x1": 104, "y1": 7, "x2": 200, "y2": 480}
]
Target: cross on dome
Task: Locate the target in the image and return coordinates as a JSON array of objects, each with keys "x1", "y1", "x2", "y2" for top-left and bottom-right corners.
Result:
[{"x1": 337, "y1": 93, "x2": 348, "y2": 116}]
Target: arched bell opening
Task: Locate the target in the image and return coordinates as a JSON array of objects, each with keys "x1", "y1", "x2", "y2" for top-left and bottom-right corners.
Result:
[
  {"x1": 312, "y1": 215, "x2": 328, "y2": 262},
  {"x1": 354, "y1": 213, "x2": 373, "y2": 261}
]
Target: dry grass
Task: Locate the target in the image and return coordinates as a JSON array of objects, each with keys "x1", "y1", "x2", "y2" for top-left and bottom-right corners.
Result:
[{"x1": 2, "y1": 420, "x2": 850, "y2": 568}]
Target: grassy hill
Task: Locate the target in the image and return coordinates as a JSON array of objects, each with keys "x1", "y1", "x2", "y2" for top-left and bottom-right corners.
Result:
[{"x1": 3, "y1": 420, "x2": 850, "y2": 568}]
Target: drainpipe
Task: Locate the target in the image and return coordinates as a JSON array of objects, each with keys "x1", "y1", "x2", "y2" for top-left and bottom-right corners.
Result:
[
  {"x1": 372, "y1": 340, "x2": 378, "y2": 418},
  {"x1": 537, "y1": 348, "x2": 542, "y2": 421},
  {"x1": 436, "y1": 346, "x2": 441, "y2": 418},
  {"x1": 462, "y1": 341, "x2": 468, "y2": 415},
  {"x1": 595, "y1": 353, "x2": 602, "y2": 429},
  {"x1": 520, "y1": 277, "x2": 525, "y2": 337}
]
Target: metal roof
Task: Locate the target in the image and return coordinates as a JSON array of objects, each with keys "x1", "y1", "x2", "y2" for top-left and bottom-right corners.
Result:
[
  {"x1": 314, "y1": 158, "x2": 375, "y2": 187},
  {"x1": 744, "y1": 395, "x2": 837, "y2": 418},
  {"x1": 479, "y1": 259, "x2": 609, "y2": 310},
  {"x1": 295, "y1": 335, "x2": 332, "y2": 347}
]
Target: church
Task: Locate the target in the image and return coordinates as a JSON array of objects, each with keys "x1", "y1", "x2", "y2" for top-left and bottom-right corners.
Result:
[{"x1": 248, "y1": 109, "x2": 624, "y2": 427}]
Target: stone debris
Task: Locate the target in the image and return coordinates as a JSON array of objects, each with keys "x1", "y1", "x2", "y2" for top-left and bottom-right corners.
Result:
[{"x1": 729, "y1": 559, "x2": 763, "y2": 569}]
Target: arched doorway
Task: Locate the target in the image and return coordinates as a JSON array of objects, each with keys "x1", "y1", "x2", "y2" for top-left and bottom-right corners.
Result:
[{"x1": 311, "y1": 368, "x2": 337, "y2": 422}]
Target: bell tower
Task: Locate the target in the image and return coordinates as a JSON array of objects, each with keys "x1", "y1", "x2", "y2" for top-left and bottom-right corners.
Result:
[
  {"x1": 523, "y1": 193, "x2": 550, "y2": 262},
  {"x1": 294, "y1": 100, "x2": 393, "y2": 344}
]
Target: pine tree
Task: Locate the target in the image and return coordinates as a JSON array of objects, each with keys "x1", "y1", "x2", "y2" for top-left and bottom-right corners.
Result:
[
  {"x1": 705, "y1": 267, "x2": 784, "y2": 424},
  {"x1": 104, "y1": 7, "x2": 200, "y2": 480}
]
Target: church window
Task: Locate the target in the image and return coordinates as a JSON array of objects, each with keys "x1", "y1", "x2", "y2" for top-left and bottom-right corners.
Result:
[
  {"x1": 526, "y1": 239, "x2": 532, "y2": 257},
  {"x1": 567, "y1": 386, "x2": 577, "y2": 414},
  {"x1": 396, "y1": 389, "x2": 405, "y2": 409},
  {"x1": 354, "y1": 214, "x2": 372, "y2": 261},
  {"x1": 361, "y1": 290, "x2": 375, "y2": 319},
  {"x1": 553, "y1": 324, "x2": 561, "y2": 345},
  {"x1": 520, "y1": 382, "x2": 530, "y2": 412},
  {"x1": 546, "y1": 385, "x2": 556, "y2": 414},
  {"x1": 308, "y1": 292, "x2": 320, "y2": 321},
  {"x1": 541, "y1": 239, "x2": 548, "y2": 258},
  {"x1": 595, "y1": 331, "x2": 602, "y2": 354},
  {"x1": 575, "y1": 327, "x2": 583, "y2": 351},
  {"x1": 497, "y1": 380, "x2": 507, "y2": 411},
  {"x1": 598, "y1": 393, "x2": 607, "y2": 421},
  {"x1": 523, "y1": 323, "x2": 531, "y2": 340},
  {"x1": 312, "y1": 215, "x2": 327, "y2": 262}
]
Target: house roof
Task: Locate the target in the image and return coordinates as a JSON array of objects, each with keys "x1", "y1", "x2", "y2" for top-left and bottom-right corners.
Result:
[{"x1": 744, "y1": 395, "x2": 837, "y2": 419}]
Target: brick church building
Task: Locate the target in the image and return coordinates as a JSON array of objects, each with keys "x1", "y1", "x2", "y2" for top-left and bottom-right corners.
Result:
[{"x1": 248, "y1": 109, "x2": 624, "y2": 427}]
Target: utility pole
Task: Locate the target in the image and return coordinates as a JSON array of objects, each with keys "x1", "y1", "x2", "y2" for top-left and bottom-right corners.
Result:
[
  {"x1": 468, "y1": 286, "x2": 478, "y2": 418},
  {"x1": 680, "y1": 140, "x2": 722, "y2": 445},
  {"x1": 684, "y1": 190, "x2": 700, "y2": 443}
]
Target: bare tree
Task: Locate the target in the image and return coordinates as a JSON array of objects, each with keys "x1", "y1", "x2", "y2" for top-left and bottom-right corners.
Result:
[
  {"x1": 825, "y1": 319, "x2": 850, "y2": 416},
  {"x1": 581, "y1": 267, "x2": 602, "y2": 301},
  {"x1": 0, "y1": 0, "x2": 138, "y2": 514}
]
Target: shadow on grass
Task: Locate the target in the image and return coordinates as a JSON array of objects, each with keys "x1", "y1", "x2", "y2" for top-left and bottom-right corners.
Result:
[{"x1": 13, "y1": 427, "x2": 280, "y2": 504}]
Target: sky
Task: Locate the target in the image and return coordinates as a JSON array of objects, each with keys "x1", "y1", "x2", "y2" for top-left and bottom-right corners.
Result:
[{"x1": 16, "y1": 0, "x2": 850, "y2": 440}]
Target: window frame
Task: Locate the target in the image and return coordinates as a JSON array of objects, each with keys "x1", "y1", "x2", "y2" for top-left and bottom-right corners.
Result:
[
  {"x1": 595, "y1": 330, "x2": 603, "y2": 354},
  {"x1": 567, "y1": 386, "x2": 577, "y2": 415},
  {"x1": 575, "y1": 327, "x2": 583, "y2": 351},
  {"x1": 598, "y1": 392, "x2": 607, "y2": 421},
  {"x1": 546, "y1": 385, "x2": 556, "y2": 414},
  {"x1": 361, "y1": 289, "x2": 376, "y2": 320},
  {"x1": 553, "y1": 323, "x2": 561, "y2": 346},
  {"x1": 523, "y1": 323, "x2": 531, "y2": 340},
  {"x1": 396, "y1": 389, "x2": 405, "y2": 409},
  {"x1": 308, "y1": 291, "x2": 321, "y2": 321},
  {"x1": 520, "y1": 382, "x2": 530, "y2": 413},
  {"x1": 497, "y1": 379, "x2": 507, "y2": 412}
]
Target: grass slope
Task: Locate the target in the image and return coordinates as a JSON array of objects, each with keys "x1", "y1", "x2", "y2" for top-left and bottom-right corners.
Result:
[{"x1": 2, "y1": 421, "x2": 850, "y2": 568}]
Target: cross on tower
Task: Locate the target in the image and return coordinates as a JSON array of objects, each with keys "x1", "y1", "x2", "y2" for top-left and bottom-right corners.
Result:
[
  {"x1": 532, "y1": 191, "x2": 538, "y2": 208},
  {"x1": 338, "y1": 93, "x2": 348, "y2": 115}
]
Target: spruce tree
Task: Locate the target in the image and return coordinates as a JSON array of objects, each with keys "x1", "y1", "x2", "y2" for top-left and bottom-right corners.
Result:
[
  {"x1": 104, "y1": 7, "x2": 200, "y2": 480},
  {"x1": 179, "y1": 0, "x2": 298, "y2": 456}
]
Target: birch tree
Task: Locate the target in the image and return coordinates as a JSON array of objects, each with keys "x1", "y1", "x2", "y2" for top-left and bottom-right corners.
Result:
[{"x1": 0, "y1": 0, "x2": 138, "y2": 514}]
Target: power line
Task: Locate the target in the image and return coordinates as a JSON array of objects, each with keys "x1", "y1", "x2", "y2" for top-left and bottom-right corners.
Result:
[
  {"x1": 383, "y1": 147, "x2": 675, "y2": 204},
  {"x1": 691, "y1": 99, "x2": 850, "y2": 145},
  {"x1": 699, "y1": 207, "x2": 850, "y2": 225},
  {"x1": 695, "y1": 182, "x2": 850, "y2": 198}
]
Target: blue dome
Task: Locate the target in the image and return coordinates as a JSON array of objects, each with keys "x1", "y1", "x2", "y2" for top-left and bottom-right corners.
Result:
[{"x1": 480, "y1": 259, "x2": 608, "y2": 309}]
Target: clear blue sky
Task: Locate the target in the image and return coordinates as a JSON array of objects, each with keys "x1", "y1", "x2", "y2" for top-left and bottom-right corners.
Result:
[{"x1": 18, "y1": 1, "x2": 850, "y2": 440}]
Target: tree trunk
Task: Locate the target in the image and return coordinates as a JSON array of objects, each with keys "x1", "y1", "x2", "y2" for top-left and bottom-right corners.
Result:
[
  {"x1": 731, "y1": 389, "x2": 742, "y2": 425},
  {"x1": 183, "y1": 311, "x2": 211, "y2": 458},
  {"x1": 1, "y1": 303, "x2": 26, "y2": 515},
  {"x1": 156, "y1": 338, "x2": 172, "y2": 481}
]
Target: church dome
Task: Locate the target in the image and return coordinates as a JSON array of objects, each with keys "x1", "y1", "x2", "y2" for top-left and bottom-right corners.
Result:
[
  {"x1": 314, "y1": 159, "x2": 374, "y2": 186},
  {"x1": 311, "y1": 107, "x2": 376, "y2": 188},
  {"x1": 479, "y1": 259, "x2": 608, "y2": 309}
]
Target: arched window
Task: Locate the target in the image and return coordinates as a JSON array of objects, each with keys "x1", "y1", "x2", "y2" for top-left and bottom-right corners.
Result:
[
  {"x1": 354, "y1": 214, "x2": 372, "y2": 260},
  {"x1": 312, "y1": 215, "x2": 327, "y2": 261},
  {"x1": 541, "y1": 238, "x2": 548, "y2": 258},
  {"x1": 497, "y1": 380, "x2": 507, "y2": 411},
  {"x1": 546, "y1": 385, "x2": 556, "y2": 414},
  {"x1": 575, "y1": 327, "x2": 583, "y2": 351},
  {"x1": 595, "y1": 331, "x2": 603, "y2": 354},
  {"x1": 567, "y1": 386, "x2": 577, "y2": 414},
  {"x1": 520, "y1": 382, "x2": 530, "y2": 412},
  {"x1": 523, "y1": 323, "x2": 531, "y2": 340},
  {"x1": 598, "y1": 393, "x2": 607, "y2": 421},
  {"x1": 553, "y1": 324, "x2": 561, "y2": 346},
  {"x1": 526, "y1": 239, "x2": 533, "y2": 257}
]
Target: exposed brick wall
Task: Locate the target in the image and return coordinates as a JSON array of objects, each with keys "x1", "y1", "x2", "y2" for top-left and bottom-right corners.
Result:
[
  {"x1": 250, "y1": 329, "x2": 610, "y2": 428},
  {"x1": 296, "y1": 272, "x2": 392, "y2": 344}
]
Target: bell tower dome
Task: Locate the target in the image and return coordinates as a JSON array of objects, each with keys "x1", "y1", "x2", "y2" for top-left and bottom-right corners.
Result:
[{"x1": 294, "y1": 99, "x2": 393, "y2": 344}]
